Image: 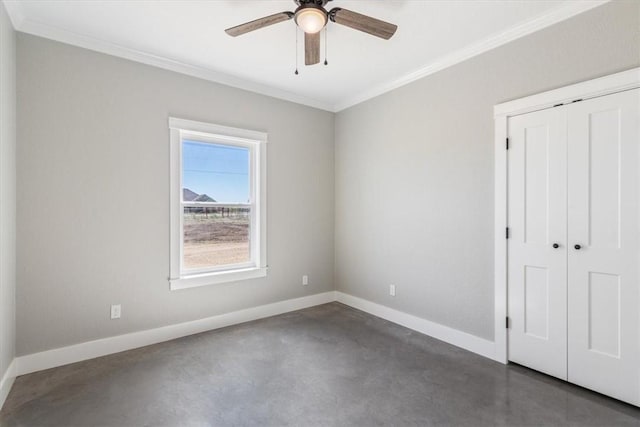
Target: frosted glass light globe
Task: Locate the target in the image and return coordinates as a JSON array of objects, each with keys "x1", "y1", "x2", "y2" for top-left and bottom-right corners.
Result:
[{"x1": 295, "y1": 8, "x2": 327, "y2": 34}]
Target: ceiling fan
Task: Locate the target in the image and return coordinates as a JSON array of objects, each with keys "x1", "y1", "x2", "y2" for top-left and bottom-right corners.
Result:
[{"x1": 225, "y1": 0, "x2": 398, "y2": 66}]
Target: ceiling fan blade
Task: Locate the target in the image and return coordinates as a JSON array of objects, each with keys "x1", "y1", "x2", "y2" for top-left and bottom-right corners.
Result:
[
  {"x1": 225, "y1": 12, "x2": 294, "y2": 37},
  {"x1": 330, "y1": 8, "x2": 397, "y2": 40},
  {"x1": 305, "y1": 32, "x2": 321, "y2": 66}
]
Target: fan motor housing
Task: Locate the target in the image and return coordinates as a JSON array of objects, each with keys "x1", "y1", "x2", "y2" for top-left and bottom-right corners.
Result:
[{"x1": 294, "y1": 0, "x2": 331, "y2": 7}]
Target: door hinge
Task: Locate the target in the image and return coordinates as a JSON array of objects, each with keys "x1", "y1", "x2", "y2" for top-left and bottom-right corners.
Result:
[
  {"x1": 553, "y1": 103, "x2": 564, "y2": 107},
  {"x1": 506, "y1": 317, "x2": 510, "y2": 329},
  {"x1": 506, "y1": 227, "x2": 510, "y2": 239},
  {"x1": 572, "y1": 98, "x2": 583, "y2": 103},
  {"x1": 506, "y1": 137, "x2": 509, "y2": 150}
]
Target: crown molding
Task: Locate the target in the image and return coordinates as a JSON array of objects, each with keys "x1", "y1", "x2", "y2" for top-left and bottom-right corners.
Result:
[
  {"x1": 4, "y1": 0, "x2": 610, "y2": 113},
  {"x1": 333, "y1": 0, "x2": 610, "y2": 112},
  {"x1": 2, "y1": 0, "x2": 24, "y2": 29},
  {"x1": 8, "y1": 13, "x2": 335, "y2": 112}
]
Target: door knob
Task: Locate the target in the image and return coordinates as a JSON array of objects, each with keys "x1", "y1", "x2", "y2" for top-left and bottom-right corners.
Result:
[
  {"x1": 552, "y1": 243, "x2": 560, "y2": 249},
  {"x1": 574, "y1": 244, "x2": 582, "y2": 250}
]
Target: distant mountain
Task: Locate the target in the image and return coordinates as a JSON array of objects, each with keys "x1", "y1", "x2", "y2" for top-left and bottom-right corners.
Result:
[
  {"x1": 183, "y1": 188, "x2": 199, "y2": 201},
  {"x1": 194, "y1": 194, "x2": 216, "y2": 202},
  {"x1": 183, "y1": 188, "x2": 217, "y2": 203}
]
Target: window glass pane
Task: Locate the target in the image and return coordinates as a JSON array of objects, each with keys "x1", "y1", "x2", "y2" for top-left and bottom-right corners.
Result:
[
  {"x1": 183, "y1": 207, "x2": 251, "y2": 270},
  {"x1": 182, "y1": 140, "x2": 250, "y2": 203}
]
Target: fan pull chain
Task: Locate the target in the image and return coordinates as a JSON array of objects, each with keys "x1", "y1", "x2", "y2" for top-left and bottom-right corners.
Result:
[
  {"x1": 324, "y1": 27, "x2": 328, "y2": 66},
  {"x1": 294, "y1": 26, "x2": 299, "y2": 75}
]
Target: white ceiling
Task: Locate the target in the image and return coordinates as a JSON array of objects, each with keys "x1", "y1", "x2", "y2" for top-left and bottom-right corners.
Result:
[{"x1": 4, "y1": 0, "x2": 606, "y2": 111}]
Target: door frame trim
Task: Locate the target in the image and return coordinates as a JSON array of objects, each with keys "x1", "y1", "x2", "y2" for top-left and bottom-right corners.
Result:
[{"x1": 492, "y1": 67, "x2": 640, "y2": 364}]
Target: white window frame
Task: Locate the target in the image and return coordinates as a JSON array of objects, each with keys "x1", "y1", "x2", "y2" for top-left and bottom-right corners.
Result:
[{"x1": 169, "y1": 117, "x2": 267, "y2": 290}]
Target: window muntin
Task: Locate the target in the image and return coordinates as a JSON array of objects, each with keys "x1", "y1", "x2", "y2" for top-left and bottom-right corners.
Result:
[{"x1": 169, "y1": 118, "x2": 267, "y2": 289}]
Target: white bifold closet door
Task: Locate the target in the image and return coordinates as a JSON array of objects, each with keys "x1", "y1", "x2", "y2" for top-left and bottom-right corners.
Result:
[
  {"x1": 508, "y1": 88, "x2": 640, "y2": 405},
  {"x1": 507, "y1": 106, "x2": 568, "y2": 380},
  {"x1": 566, "y1": 89, "x2": 639, "y2": 404}
]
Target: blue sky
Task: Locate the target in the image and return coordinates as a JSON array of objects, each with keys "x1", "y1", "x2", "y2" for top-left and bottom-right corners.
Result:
[{"x1": 182, "y1": 140, "x2": 249, "y2": 203}]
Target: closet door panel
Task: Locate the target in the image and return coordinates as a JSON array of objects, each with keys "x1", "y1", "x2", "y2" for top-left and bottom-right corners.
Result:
[
  {"x1": 507, "y1": 107, "x2": 568, "y2": 380},
  {"x1": 567, "y1": 88, "x2": 640, "y2": 405}
]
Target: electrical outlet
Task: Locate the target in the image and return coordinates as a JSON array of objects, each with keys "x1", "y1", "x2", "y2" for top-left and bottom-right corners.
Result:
[
  {"x1": 110, "y1": 304, "x2": 121, "y2": 319},
  {"x1": 302, "y1": 275, "x2": 309, "y2": 286},
  {"x1": 389, "y1": 284, "x2": 396, "y2": 297}
]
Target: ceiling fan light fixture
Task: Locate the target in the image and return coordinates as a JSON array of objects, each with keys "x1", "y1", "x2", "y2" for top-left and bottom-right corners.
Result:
[
  {"x1": 295, "y1": 6, "x2": 327, "y2": 34},
  {"x1": 224, "y1": 0, "x2": 398, "y2": 68}
]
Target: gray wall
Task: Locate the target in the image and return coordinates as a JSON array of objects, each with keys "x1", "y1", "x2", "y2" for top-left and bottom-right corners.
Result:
[
  {"x1": 16, "y1": 34, "x2": 334, "y2": 356},
  {"x1": 0, "y1": 2, "x2": 16, "y2": 379},
  {"x1": 334, "y1": 1, "x2": 640, "y2": 341},
  {"x1": 13, "y1": 1, "x2": 640, "y2": 357}
]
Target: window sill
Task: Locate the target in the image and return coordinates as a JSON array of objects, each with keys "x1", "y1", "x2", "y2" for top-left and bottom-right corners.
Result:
[{"x1": 170, "y1": 267, "x2": 268, "y2": 291}]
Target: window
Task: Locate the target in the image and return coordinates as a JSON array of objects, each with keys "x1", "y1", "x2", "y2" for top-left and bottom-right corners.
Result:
[{"x1": 169, "y1": 118, "x2": 267, "y2": 290}]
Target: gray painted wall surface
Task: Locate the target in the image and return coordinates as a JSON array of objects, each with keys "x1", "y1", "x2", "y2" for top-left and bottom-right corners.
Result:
[
  {"x1": 334, "y1": 1, "x2": 640, "y2": 340},
  {"x1": 17, "y1": 34, "x2": 334, "y2": 356},
  {"x1": 13, "y1": 1, "x2": 640, "y2": 357},
  {"x1": 0, "y1": 3, "x2": 16, "y2": 378}
]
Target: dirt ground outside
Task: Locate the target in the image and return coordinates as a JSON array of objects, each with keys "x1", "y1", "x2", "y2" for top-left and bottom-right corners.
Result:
[{"x1": 183, "y1": 213, "x2": 250, "y2": 269}]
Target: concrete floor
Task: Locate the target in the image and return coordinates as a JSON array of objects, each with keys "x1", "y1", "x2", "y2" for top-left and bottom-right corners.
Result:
[{"x1": 1, "y1": 303, "x2": 639, "y2": 426}]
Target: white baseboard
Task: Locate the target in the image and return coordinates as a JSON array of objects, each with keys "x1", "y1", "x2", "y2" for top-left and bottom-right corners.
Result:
[
  {"x1": 15, "y1": 291, "x2": 335, "y2": 376},
  {"x1": 0, "y1": 360, "x2": 15, "y2": 409},
  {"x1": 335, "y1": 291, "x2": 498, "y2": 361},
  {"x1": 14, "y1": 290, "x2": 499, "y2": 380}
]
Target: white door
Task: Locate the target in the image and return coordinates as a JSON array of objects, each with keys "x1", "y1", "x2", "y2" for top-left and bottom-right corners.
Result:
[
  {"x1": 567, "y1": 88, "x2": 640, "y2": 405},
  {"x1": 507, "y1": 107, "x2": 568, "y2": 380}
]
